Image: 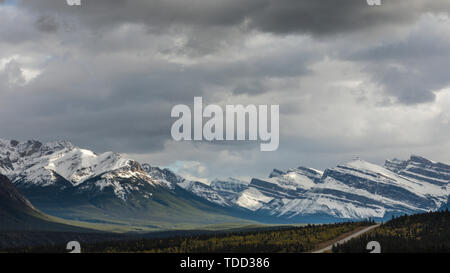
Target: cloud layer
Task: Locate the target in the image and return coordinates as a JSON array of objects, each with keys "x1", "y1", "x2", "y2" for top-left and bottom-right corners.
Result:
[{"x1": 1, "y1": 1, "x2": 450, "y2": 180}]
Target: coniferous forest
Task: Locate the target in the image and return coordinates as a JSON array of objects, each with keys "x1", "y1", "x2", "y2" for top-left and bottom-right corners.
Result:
[
  {"x1": 6, "y1": 211, "x2": 450, "y2": 253},
  {"x1": 333, "y1": 210, "x2": 450, "y2": 253}
]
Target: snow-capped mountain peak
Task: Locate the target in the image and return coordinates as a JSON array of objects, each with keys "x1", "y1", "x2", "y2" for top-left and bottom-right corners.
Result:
[
  {"x1": 44, "y1": 149, "x2": 131, "y2": 185},
  {"x1": 0, "y1": 139, "x2": 136, "y2": 186},
  {"x1": 0, "y1": 139, "x2": 173, "y2": 201}
]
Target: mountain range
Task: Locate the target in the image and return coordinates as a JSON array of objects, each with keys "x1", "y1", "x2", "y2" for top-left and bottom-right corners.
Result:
[
  {"x1": 178, "y1": 156, "x2": 450, "y2": 221},
  {"x1": 0, "y1": 139, "x2": 253, "y2": 230},
  {"x1": 1, "y1": 138, "x2": 449, "y2": 229}
]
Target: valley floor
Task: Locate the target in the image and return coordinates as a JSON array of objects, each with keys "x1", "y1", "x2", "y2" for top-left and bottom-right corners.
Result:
[
  {"x1": 2, "y1": 221, "x2": 374, "y2": 253},
  {"x1": 6, "y1": 211, "x2": 450, "y2": 253}
]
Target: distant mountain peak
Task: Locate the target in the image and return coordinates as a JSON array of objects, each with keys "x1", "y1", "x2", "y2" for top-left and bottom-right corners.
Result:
[
  {"x1": 211, "y1": 177, "x2": 248, "y2": 185},
  {"x1": 386, "y1": 155, "x2": 441, "y2": 166},
  {"x1": 42, "y1": 140, "x2": 75, "y2": 151},
  {"x1": 269, "y1": 169, "x2": 286, "y2": 178},
  {"x1": 409, "y1": 154, "x2": 436, "y2": 164}
]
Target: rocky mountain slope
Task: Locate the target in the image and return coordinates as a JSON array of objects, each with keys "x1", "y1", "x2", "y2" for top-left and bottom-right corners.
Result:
[{"x1": 0, "y1": 173, "x2": 90, "y2": 232}]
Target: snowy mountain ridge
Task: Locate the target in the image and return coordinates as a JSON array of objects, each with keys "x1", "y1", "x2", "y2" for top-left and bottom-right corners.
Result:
[
  {"x1": 230, "y1": 157, "x2": 450, "y2": 220},
  {"x1": 0, "y1": 139, "x2": 169, "y2": 201},
  {"x1": 172, "y1": 157, "x2": 450, "y2": 220}
]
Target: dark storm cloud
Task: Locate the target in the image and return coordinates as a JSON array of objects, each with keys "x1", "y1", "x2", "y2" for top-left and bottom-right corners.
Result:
[
  {"x1": 0, "y1": 78, "x2": 173, "y2": 153},
  {"x1": 17, "y1": 0, "x2": 450, "y2": 36},
  {"x1": 35, "y1": 15, "x2": 59, "y2": 33},
  {"x1": 18, "y1": 0, "x2": 260, "y2": 30},
  {"x1": 247, "y1": 0, "x2": 407, "y2": 35},
  {"x1": 346, "y1": 18, "x2": 450, "y2": 104},
  {"x1": 0, "y1": 18, "x2": 316, "y2": 154}
]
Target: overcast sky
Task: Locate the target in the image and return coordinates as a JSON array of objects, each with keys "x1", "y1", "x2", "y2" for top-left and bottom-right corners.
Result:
[{"x1": 1, "y1": 0, "x2": 450, "y2": 182}]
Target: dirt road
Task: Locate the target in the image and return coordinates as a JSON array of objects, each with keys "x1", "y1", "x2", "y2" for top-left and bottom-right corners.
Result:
[{"x1": 311, "y1": 224, "x2": 381, "y2": 253}]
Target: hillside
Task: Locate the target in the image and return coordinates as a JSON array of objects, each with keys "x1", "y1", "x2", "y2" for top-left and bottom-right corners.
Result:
[{"x1": 0, "y1": 173, "x2": 81, "y2": 231}]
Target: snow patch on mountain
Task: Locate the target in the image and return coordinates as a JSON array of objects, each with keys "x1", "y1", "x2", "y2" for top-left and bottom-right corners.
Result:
[{"x1": 236, "y1": 187, "x2": 273, "y2": 211}]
